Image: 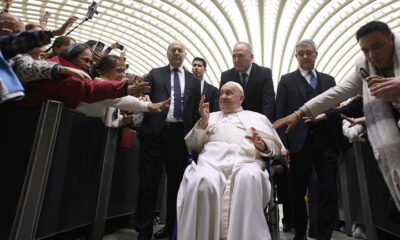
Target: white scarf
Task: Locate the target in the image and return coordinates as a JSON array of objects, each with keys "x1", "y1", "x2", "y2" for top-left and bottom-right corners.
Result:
[{"x1": 361, "y1": 32, "x2": 400, "y2": 210}]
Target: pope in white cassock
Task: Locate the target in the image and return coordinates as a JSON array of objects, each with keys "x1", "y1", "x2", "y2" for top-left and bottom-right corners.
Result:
[{"x1": 177, "y1": 81, "x2": 286, "y2": 240}]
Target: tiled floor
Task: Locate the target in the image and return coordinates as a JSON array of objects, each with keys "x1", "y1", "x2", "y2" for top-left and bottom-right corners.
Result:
[{"x1": 103, "y1": 225, "x2": 354, "y2": 240}]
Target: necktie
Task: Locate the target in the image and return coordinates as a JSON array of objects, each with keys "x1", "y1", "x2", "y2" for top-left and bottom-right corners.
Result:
[
  {"x1": 241, "y1": 73, "x2": 248, "y2": 88},
  {"x1": 173, "y1": 68, "x2": 182, "y2": 119},
  {"x1": 309, "y1": 71, "x2": 317, "y2": 89}
]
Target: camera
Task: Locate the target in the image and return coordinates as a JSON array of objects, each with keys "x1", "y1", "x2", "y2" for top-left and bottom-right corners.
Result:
[{"x1": 86, "y1": 1, "x2": 99, "y2": 20}]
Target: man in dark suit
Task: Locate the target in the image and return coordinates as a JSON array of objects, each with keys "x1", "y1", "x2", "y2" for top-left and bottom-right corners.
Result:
[
  {"x1": 220, "y1": 42, "x2": 275, "y2": 121},
  {"x1": 192, "y1": 57, "x2": 219, "y2": 112},
  {"x1": 136, "y1": 40, "x2": 201, "y2": 240},
  {"x1": 275, "y1": 39, "x2": 339, "y2": 240}
]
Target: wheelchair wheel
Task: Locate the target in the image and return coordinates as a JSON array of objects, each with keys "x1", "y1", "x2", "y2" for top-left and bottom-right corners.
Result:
[{"x1": 266, "y1": 180, "x2": 280, "y2": 240}]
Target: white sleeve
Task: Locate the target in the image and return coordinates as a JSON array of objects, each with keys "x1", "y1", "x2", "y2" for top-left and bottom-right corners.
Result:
[
  {"x1": 342, "y1": 120, "x2": 365, "y2": 143},
  {"x1": 300, "y1": 70, "x2": 362, "y2": 117},
  {"x1": 97, "y1": 95, "x2": 150, "y2": 112}
]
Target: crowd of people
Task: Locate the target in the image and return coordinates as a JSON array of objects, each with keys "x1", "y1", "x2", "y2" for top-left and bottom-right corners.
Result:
[{"x1": 1, "y1": 1, "x2": 400, "y2": 240}]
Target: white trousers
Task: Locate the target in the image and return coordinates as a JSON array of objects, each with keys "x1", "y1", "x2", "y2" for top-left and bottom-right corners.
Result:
[{"x1": 177, "y1": 161, "x2": 271, "y2": 240}]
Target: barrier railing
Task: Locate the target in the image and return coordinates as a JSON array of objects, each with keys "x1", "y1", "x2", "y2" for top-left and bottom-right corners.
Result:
[
  {"x1": 339, "y1": 139, "x2": 400, "y2": 239},
  {"x1": 0, "y1": 101, "x2": 138, "y2": 239}
]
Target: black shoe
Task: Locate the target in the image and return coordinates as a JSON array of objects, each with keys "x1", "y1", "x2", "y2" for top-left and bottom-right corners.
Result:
[
  {"x1": 293, "y1": 235, "x2": 307, "y2": 240},
  {"x1": 308, "y1": 230, "x2": 317, "y2": 239},
  {"x1": 153, "y1": 227, "x2": 171, "y2": 239},
  {"x1": 283, "y1": 223, "x2": 292, "y2": 232},
  {"x1": 137, "y1": 234, "x2": 152, "y2": 240}
]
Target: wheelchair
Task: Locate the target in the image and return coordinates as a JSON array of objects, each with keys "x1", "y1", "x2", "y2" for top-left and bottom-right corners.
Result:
[{"x1": 171, "y1": 155, "x2": 280, "y2": 240}]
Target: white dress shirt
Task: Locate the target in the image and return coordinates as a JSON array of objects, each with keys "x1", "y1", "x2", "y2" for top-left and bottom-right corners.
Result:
[{"x1": 299, "y1": 67, "x2": 317, "y2": 84}]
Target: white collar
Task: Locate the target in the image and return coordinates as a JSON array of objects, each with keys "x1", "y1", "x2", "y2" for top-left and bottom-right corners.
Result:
[
  {"x1": 170, "y1": 65, "x2": 184, "y2": 73},
  {"x1": 299, "y1": 67, "x2": 316, "y2": 78},
  {"x1": 240, "y1": 64, "x2": 252, "y2": 76}
]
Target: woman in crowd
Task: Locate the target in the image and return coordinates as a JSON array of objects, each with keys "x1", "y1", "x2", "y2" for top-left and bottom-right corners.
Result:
[
  {"x1": 45, "y1": 35, "x2": 76, "y2": 59},
  {"x1": 76, "y1": 54, "x2": 148, "y2": 127},
  {"x1": 21, "y1": 43, "x2": 169, "y2": 114}
]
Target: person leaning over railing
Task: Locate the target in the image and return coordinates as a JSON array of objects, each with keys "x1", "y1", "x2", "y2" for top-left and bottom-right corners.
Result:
[
  {"x1": 76, "y1": 54, "x2": 161, "y2": 127},
  {"x1": 10, "y1": 24, "x2": 91, "y2": 85},
  {"x1": 0, "y1": 13, "x2": 77, "y2": 60},
  {"x1": 18, "y1": 43, "x2": 169, "y2": 114}
]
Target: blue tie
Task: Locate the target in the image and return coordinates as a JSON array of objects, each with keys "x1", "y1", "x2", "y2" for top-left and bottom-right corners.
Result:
[
  {"x1": 309, "y1": 71, "x2": 317, "y2": 89},
  {"x1": 173, "y1": 68, "x2": 182, "y2": 119}
]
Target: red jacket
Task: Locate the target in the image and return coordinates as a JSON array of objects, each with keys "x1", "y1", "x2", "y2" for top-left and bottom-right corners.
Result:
[{"x1": 21, "y1": 57, "x2": 127, "y2": 109}]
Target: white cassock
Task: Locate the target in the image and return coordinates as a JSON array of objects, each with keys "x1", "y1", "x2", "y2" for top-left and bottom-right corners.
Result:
[{"x1": 177, "y1": 107, "x2": 284, "y2": 240}]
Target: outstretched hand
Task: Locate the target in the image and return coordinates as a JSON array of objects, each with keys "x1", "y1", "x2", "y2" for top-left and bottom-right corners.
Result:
[
  {"x1": 341, "y1": 114, "x2": 365, "y2": 127},
  {"x1": 303, "y1": 113, "x2": 327, "y2": 123},
  {"x1": 245, "y1": 127, "x2": 267, "y2": 151},
  {"x1": 148, "y1": 97, "x2": 171, "y2": 112},
  {"x1": 127, "y1": 82, "x2": 150, "y2": 96},
  {"x1": 198, "y1": 95, "x2": 209, "y2": 130},
  {"x1": 272, "y1": 111, "x2": 302, "y2": 133}
]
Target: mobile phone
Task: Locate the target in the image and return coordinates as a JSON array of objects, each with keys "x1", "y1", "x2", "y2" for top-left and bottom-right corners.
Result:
[
  {"x1": 41, "y1": 11, "x2": 51, "y2": 23},
  {"x1": 93, "y1": 41, "x2": 105, "y2": 55},
  {"x1": 359, "y1": 68, "x2": 370, "y2": 79},
  {"x1": 116, "y1": 43, "x2": 124, "y2": 51}
]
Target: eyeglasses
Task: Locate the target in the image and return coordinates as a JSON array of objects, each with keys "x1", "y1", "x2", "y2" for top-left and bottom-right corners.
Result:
[
  {"x1": 296, "y1": 50, "x2": 315, "y2": 57},
  {"x1": 115, "y1": 68, "x2": 126, "y2": 73}
]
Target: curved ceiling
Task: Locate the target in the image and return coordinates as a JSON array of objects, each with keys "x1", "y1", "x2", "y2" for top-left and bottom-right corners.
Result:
[{"x1": 9, "y1": 0, "x2": 400, "y2": 88}]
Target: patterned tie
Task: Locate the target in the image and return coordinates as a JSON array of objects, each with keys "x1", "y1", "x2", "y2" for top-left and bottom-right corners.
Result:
[
  {"x1": 173, "y1": 68, "x2": 182, "y2": 119},
  {"x1": 309, "y1": 71, "x2": 317, "y2": 89},
  {"x1": 241, "y1": 73, "x2": 248, "y2": 88}
]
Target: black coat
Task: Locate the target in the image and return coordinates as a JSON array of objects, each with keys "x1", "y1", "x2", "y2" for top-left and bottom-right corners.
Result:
[
  {"x1": 275, "y1": 69, "x2": 341, "y2": 153},
  {"x1": 202, "y1": 80, "x2": 219, "y2": 113},
  {"x1": 140, "y1": 65, "x2": 201, "y2": 139},
  {"x1": 220, "y1": 63, "x2": 276, "y2": 121}
]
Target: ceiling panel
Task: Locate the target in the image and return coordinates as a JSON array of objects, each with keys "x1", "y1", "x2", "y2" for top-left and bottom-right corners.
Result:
[{"x1": 6, "y1": 0, "x2": 400, "y2": 90}]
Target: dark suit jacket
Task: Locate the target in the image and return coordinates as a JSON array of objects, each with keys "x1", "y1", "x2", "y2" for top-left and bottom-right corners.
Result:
[
  {"x1": 140, "y1": 65, "x2": 201, "y2": 139},
  {"x1": 220, "y1": 63, "x2": 275, "y2": 121},
  {"x1": 275, "y1": 69, "x2": 337, "y2": 153},
  {"x1": 202, "y1": 80, "x2": 219, "y2": 113}
]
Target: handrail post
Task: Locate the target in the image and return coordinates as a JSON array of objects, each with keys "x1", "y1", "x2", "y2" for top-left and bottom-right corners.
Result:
[
  {"x1": 9, "y1": 100, "x2": 63, "y2": 240},
  {"x1": 89, "y1": 127, "x2": 118, "y2": 240}
]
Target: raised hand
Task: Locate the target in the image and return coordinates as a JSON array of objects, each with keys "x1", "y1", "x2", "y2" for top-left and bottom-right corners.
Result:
[
  {"x1": 245, "y1": 127, "x2": 267, "y2": 151},
  {"x1": 198, "y1": 95, "x2": 209, "y2": 129},
  {"x1": 51, "y1": 16, "x2": 78, "y2": 36}
]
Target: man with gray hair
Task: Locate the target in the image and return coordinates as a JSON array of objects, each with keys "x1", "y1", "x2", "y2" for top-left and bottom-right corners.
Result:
[
  {"x1": 220, "y1": 42, "x2": 276, "y2": 121},
  {"x1": 177, "y1": 81, "x2": 284, "y2": 240},
  {"x1": 275, "y1": 39, "x2": 342, "y2": 240}
]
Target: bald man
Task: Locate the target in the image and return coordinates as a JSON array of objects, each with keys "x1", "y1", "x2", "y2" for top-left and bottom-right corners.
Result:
[
  {"x1": 177, "y1": 82, "x2": 284, "y2": 240},
  {"x1": 136, "y1": 40, "x2": 201, "y2": 240}
]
